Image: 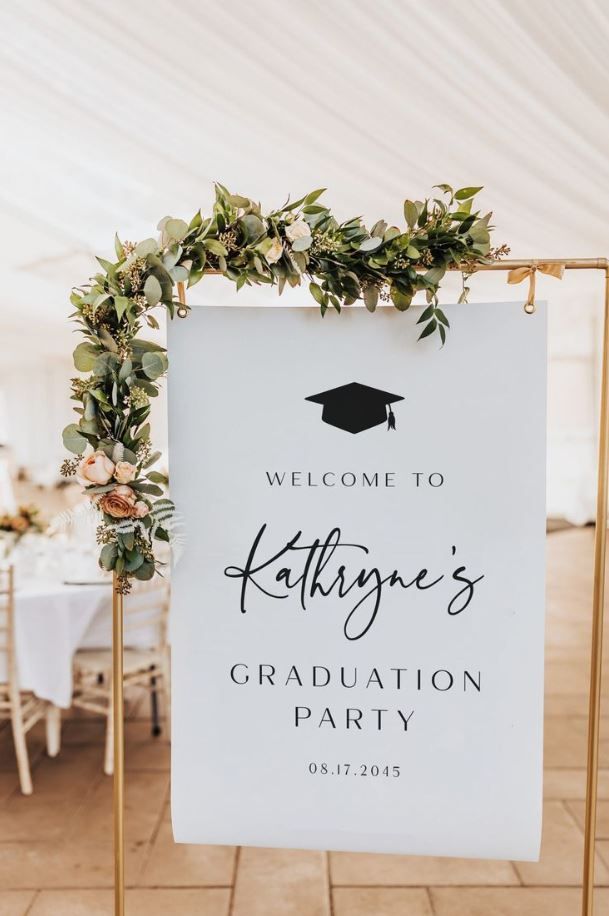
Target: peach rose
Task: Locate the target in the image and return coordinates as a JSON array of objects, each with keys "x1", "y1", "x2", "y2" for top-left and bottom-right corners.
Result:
[
  {"x1": 114, "y1": 461, "x2": 137, "y2": 484},
  {"x1": 77, "y1": 450, "x2": 115, "y2": 487},
  {"x1": 133, "y1": 501, "x2": 150, "y2": 518},
  {"x1": 98, "y1": 485, "x2": 137, "y2": 519}
]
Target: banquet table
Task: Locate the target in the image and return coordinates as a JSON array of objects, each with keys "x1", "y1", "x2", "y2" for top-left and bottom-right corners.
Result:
[{"x1": 2, "y1": 577, "x2": 114, "y2": 708}]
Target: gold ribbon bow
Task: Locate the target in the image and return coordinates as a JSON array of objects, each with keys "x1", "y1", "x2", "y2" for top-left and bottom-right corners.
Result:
[{"x1": 507, "y1": 263, "x2": 565, "y2": 313}]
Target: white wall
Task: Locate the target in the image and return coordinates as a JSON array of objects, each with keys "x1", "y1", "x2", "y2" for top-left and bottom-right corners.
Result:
[{"x1": 0, "y1": 357, "x2": 75, "y2": 486}]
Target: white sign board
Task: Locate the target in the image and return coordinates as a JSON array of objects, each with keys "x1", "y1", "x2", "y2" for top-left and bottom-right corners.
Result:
[{"x1": 169, "y1": 301, "x2": 546, "y2": 860}]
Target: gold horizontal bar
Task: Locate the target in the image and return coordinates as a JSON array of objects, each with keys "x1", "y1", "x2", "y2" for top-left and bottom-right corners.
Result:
[
  {"x1": 187, "y1": 259, "x2": 609, "y2": 282},
  {"x1": 466, "y1": 258, "x2": 608, "y2": 272}
]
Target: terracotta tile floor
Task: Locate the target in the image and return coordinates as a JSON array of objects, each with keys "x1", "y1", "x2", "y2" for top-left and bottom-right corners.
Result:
[{"x1": 0, "y1": 527, "x2": 608, "y2": 915}]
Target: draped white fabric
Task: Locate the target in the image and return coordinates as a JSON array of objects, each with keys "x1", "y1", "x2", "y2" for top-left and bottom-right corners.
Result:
[{"x1": 0, "y1": 0, "x2": 606, "y2": 520}]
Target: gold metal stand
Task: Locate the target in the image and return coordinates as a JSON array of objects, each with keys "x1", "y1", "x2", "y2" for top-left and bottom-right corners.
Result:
[
  {"x1": 111, "y1": 265, "x2": 607, "y2": 916},
  {"x1": 474, "y1": 258, "x2": 608, "y2": 916},
  {"x1": 112, "y1": 573, "x2": 124, "y2": 916},
  {"x1": 582, "y1": 263, "x2": 609, "y2": 915}
]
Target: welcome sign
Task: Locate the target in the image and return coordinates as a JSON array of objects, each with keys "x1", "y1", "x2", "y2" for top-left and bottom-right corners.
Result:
[{"x1": 168, "y1": 301, "x2": 546, "y2": 860}]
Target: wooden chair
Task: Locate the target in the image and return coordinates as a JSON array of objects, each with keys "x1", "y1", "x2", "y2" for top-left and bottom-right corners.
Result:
[
  {"x1": 72, "y1": 577, "x2": 170, "y2": 775},
  {"x1": 0, "y1": 566, "x2": 60, "y2": 794}
]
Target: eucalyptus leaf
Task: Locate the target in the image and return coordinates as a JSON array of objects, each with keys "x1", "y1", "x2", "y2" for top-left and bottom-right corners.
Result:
[
  {"x1": 131, "y1": 338, "x2": 165, "y2": 354},
  {"x1": 291, "y1": 236, "x2": 312, "y2": 252},
  {"x1": 203, "y1": 239, "x2": 228, "y2": 256},
  {"x1": 304, "y1": 188, "x2": 326, "y2": 205},
  {"x1": 384, "y1": 226, "x2": 401, "y2": 242},
  {"x1": 85, "y1": 482, "x2": 116, "y2": 495},
  {"x1": 132, "y1": 482, "x2": 163, "y2": 496},
  {"x1": 163, "y1": 245, "x2": 182, "y2": 270},
  {"x1": 134, "y1": 379, "x2": 159, "y2": 397},
  {"x1": 118, "y1": 358, "x2": 132, "y2": 383},
  {"x1": 417, "y1": 304, "x2": 435, "y2": 324},
  {"x1": 418, "y1": 318, "x2": 438, "y2": 340},
  {"x1": 114, "y1": 296, "x2": 130, "y2": 321},
  {"x1": 229, "y1": 194, "x2": 251, "y2": 208},
  {"x1": 359, "y1": 237, "x2": 383, "y2": 253},
  {"x1": 121, "y1": 531, "x2": 135, "y2": 552},
  {"x1": 403, "y1": 200, "x2": 418, "y2": 229},
  {"x1": 94, "y1": 352, "x2": 120, "y2": 377},
  {"x1": 84, "y1": 394, "x2": 96, "y2": 421},
  {"x1": 371, "y1": 220, "x2": 388, "y2": 238},
  {"x1": 125, "y1": 552, "x2": 145, "y2": 572},
  {"x1": 189, "y1": 210, "x2": 202, "y2": 230},
  {"x1": 141, "y1": 351, "x2": 168, "y2": 380},
  {"x1": 80, "y1": 418, "x2": 99, "y2": 435},
  {"x1": 95, "y1": 256, "x2": 115, "y2": 275},
  {"x1": 165, "y1": 218, "x2": 189, "y2": 241},
  {"x1": 73, "y1": 342, "x2": 98, "y2": 372},
  {"x1": 424, "y1": 266, "x2": 446, "y2": 285},
  {"x1": 240, "y1": 214, "x2": 264, "y2": 243},
  {"x1": 169, "y1": 265, "x2": 189, "y2": 283},
  {"x1": 144, "y1": 275, "x2": 162, "y2": 307},
  {"x1": 435, "y1": 308, "x2": 450, "y2": 328},
  {"x1": 62, "y1": 423, "x2": 88, "y2": 455},
  {"x1": 143, "y1": 450, "x2": 162, "y2": 468},
  {"x1": 100, "y1": 543, "x2": 118, "y2": 571},
  {"x1": 309, "y1": 282, "x2": 324, "y2": 306},
  {"x1": 98, "y1": 327, "x2": 118, "y2": 352},
  {"x1": 363, "y1": 285, "x2": 379, "y2": 312},
  {"x1": 134, "y1": 560, "x2": 155, "y2": 581},
  {"x1": 455, "y1": 186, "x2": 483, "y2": 201},
  {"x1": 135, "y1": 238, "x2": 158, "y2": 258},
  {"x1": 390, "y1": 286, "x2": 412, "y2": 311},
  {"x1": 123, "y1": 448, "x2": 138, "y2": 464},
  {"x1": 134, "y1": 422, "x2": 150, "y2": 442}
]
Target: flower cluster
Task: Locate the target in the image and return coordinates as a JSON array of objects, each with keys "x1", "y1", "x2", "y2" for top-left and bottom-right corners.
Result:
[
  {"x1": 64, "y1": 182, "x2": 501, "y2": 588},
  {"x1": 76, "y1": 449, "x2": 150, "y2": 520},
  {"x1": 0, "y1": 505, "x2": 45, "y2": 538}
]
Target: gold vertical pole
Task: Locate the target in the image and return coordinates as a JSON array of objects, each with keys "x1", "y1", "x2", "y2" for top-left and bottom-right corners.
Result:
[
  {"x1": 177, "y1": 280, "x2": 186, "y2": 305},
  {"x1": 112, "y1": 573, "x2": 125, "y2": 916},
  {"x1": 582, "y1": 266, "x2": 609, "y2": 915}
]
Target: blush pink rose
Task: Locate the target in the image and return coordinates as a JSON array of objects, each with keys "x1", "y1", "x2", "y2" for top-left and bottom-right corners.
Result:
[
  {"x1": 77, "y1": 450, "x2": 115, "y2": 486},
  {"x1": 114, "y1": 461, "x2": 137, "y2": 484}
]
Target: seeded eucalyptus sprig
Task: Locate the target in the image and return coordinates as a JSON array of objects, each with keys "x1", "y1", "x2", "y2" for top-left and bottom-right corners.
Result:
[{"x1": 62, "y1": 182, "x2": 504, "y2": 589}]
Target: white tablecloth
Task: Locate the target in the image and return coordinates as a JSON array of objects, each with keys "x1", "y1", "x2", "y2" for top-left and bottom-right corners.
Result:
[{"x1": 4, "y1": 579, "x2": 113, "y2": 708}]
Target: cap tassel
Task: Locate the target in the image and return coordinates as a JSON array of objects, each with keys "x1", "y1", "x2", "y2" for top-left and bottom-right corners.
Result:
[{"x1": 387, "y1": 405, "x2": 396, "y2": 430}]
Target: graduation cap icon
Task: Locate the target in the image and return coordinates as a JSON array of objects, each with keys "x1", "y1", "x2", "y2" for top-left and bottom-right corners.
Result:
[{"x1": 305, "y1": 382, "x2": 404, "y2": 434}]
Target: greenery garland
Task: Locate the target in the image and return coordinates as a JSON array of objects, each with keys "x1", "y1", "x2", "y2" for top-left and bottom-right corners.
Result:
[{"x1": 61, "y1": 182, "x2": 506, "y2": 590}]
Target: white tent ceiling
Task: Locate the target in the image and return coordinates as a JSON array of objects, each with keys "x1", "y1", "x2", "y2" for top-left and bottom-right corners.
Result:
[
  {"x1": 0, "y1": 0, "x2": 607, "y2": 521},
  {"x1": 1, "y1": 0, "x2": 608, "y2": 354}
]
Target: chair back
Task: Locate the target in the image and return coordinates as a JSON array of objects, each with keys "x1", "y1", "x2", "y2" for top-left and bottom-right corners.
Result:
[
  {"x1": 123, "y1": 577, "x2": 170, "y2": 650},
  {"x1": 78, "y1": 575, "x2": 170, "y2": 650},
  {"x1": 0, "y1": 566, "x2": 17, "y2": 689}
]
